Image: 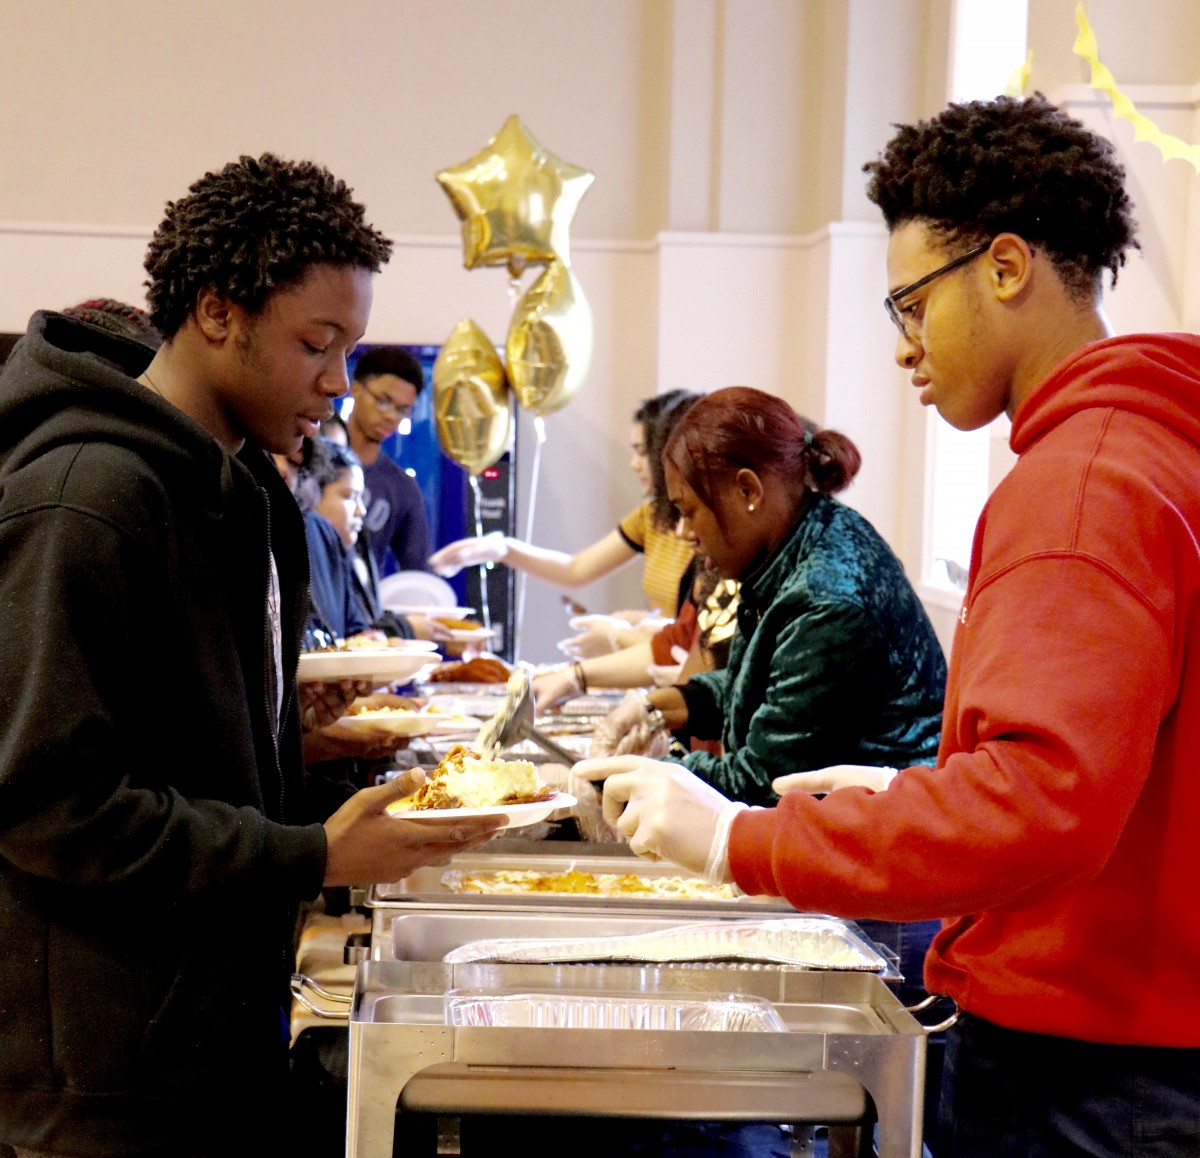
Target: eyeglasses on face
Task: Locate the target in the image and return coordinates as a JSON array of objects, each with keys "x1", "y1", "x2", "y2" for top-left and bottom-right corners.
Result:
[
  {"x1": 884, "y1": 241, "x2": 991, "y2": 339},
  {"x1": 361, "y1": 382, "x2": 413, "y2": 418}
]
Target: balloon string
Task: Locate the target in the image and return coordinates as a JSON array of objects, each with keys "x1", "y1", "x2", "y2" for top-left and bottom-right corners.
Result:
[
  {"x1": 516, "y1": 415, "x2": 547, "y2": 659},
  {"x1": 468, "y1": 473, "x2": 492, "y2": 635}
]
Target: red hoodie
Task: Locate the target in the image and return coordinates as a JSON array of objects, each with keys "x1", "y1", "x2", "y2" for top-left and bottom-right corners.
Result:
[{"x1": 729, "y1": 334, "x2": 1200, "y2": 1046}]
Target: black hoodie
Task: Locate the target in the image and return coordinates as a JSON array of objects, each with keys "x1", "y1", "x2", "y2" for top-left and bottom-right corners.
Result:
[{"x1": 0, "y1": 312, "x2": 327, "y2": 1156}]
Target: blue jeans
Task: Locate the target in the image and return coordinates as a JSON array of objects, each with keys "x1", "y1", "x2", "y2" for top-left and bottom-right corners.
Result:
[{"x1": 939, "y1": 1013, "x2": 1200, "y2": 1157}]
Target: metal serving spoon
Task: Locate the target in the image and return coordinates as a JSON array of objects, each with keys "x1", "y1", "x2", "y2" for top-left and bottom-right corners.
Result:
[{"x1": 477, "y1": 670, "x2": 579, "y2": 765}]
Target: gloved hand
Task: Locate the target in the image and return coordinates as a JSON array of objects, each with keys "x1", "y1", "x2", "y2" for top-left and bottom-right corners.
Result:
[
  {"x1": 573, "y1": 756, "x2": 745, "y2": 879},
  {"x1": 428, "y1": 532, "x2": 508, "y2": 578},
  {"x1": 771, "y1": 764, "x2": 898, "y2": 796},
  {"x1": 556, "y1": 614, "x2": 625, "y2": 659},
  {"x1": 532, "y1": 665, "x2": 583, "y2": 714},
  {"x1": 589, "y1": 690, "x2": 670, "y2": 758},
  {"x1": 646, "y1": 645, "x2": 688, "y2": 687}
]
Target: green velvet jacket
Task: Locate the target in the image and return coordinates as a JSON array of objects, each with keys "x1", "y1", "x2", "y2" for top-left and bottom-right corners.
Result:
[{"x1": 678, "y1": 494, "x2": 947, "y2": 806}]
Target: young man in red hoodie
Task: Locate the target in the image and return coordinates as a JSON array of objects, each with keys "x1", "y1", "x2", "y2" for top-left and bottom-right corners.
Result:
[{"x1": 579, "y1": 95, "x2": 1200, "y2": 1155}]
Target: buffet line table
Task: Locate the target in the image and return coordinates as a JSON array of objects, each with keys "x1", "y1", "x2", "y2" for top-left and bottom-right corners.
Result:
[{"x1": 291, "y1": 679, "x2": 930, "y2": 1157}]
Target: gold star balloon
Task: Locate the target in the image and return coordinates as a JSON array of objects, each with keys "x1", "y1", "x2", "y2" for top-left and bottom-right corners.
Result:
[
  {"x1": 433, "y1": 319, "x2": 513, "y2": 475},
  {"x1": 505, "y1": 261, "x2": 593, "y2": 417},
  {"x1": 437, "y1": 115, "x2": 595, "y2": 279}
]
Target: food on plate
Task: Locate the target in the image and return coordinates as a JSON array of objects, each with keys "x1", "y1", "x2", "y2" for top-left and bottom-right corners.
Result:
[
  {"x1": 441, "y1": 868, "x2": 739, "y2": 901},
  {"x1": 306, "y1": 635, "x2": 387, "y2": 653},
  {"x1": 347, "y1": 703, "x2": 441, "y2": 719},
  {"x1": 425, "y1": 656, "x2": 512, "y2": 684},
  {"x1": 407, "y1": 745, "x2": 556, "y2": 810},
  {"x1": 339, "y1": 635, "x2": 389, "y2": 650},
  {"x1": 436, "y1": 617, "x2": 483, "y2": 631}
]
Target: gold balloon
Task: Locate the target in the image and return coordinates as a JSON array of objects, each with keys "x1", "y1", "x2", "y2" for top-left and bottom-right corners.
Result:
[
  {"x1": 505, "y1": 260, "x2": 593, "y2": 416},
  {"x1": 436, "y1": 115, "x2": 595, "y2": 278},
  {"x1": 433, "y1": 319, "x2": 512, "y2": 475}
]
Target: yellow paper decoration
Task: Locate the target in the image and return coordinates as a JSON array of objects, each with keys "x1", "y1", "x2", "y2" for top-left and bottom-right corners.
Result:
[
  {"x1": 1073, "y1": 1, "x2": 1200, "y2": 172},
  {"x1": 1004, "y1": 49, "x2": 1033, "y2": 98}
]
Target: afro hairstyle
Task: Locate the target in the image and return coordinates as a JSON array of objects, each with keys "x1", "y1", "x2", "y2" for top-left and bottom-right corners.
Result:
[
  {"x1": 143, "y1": 153, "x2": 392, "y2": 339},
  {"x1": 864, "y1": 94, "x2": 1138, "y2": 300}
]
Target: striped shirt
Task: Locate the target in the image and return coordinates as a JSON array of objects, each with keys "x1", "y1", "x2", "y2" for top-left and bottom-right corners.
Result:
[{"x1": 617, "y1": 501, "x2": 694, "y2": 615}]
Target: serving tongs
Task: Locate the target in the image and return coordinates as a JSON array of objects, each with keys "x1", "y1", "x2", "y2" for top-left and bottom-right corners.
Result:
[{"x1": 477, "y1": 670, "x2": 578, "y2": 765}]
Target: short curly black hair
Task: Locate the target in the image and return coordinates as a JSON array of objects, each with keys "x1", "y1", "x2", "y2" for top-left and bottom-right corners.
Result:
[
  {"x1": 352, "y1": 345, "x2": 425, "y2": 393},
  {"x1": 864, "y1": 94, "x2": 1138, "y2": 300},
  {"x1": 144, "y1": 153, "x2": 393, "y2": 339}
]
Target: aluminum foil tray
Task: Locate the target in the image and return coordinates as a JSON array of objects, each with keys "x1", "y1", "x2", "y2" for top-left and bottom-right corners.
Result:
[
  {"x1": 371, "y1": 851, "x2": 794, "y2": 912},
  {"x1": 443, "y1": 988, "x2": 788, "y2": 1032},
  {"x1": 556, "y1": 692, "x2": 627, "y2": 715},
  {"x1": 440, "y1": 917, "x2": 888, "y2": 972}
]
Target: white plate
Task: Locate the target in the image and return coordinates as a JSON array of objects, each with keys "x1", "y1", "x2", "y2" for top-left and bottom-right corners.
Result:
[
  {"x1": 389, "y1": 794, "x2": 577, "y2": 830},
  {"x1": 336, "y1": 711, "x2": 478, "y2": 737},
  {"x1": 420, "y1": 692, "x2": 511, "y2": 719},
  {"x1": 379, "y1": 570, "x2": 459, "y2": 611},
  {"x1": 439, "y1": 625, "x2": 496, "y2": 643},
  {"x1": 389, "y1": 604, "x2": 476, "y2": 619},
  {"x1": 296, "y1": 650, "x2": 438, "y2": 685},
  {"x1": 383, "y1": 639, "x2": 442, "y2": 653}
]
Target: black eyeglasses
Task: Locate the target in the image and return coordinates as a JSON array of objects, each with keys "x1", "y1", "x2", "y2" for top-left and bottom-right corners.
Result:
[
  {"x1": 884, "y1": 242, "x2": 991, "y2": 340},
  {"x1": 360, "y1": 382, "x2": 413, "y2": 419}
]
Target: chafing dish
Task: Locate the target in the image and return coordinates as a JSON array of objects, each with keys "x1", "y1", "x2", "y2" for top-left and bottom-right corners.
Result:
[
  {"x1": 319, "y1": 842, "x2": 920, "y2": 1154},
  {"x1": 369, "y1": 847, "x2": 798, "y2": 916},
  {"x1": 344, "y1": 960, "x2": 927, "y2": 1157}
]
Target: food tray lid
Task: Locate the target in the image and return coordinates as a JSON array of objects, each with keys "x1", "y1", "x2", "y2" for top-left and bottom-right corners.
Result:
[
  {"x1": 444, "y1": 988, "x2": 788, "y2": 1032},
  {"x1": 441, "y1": 916, "x2": 888, "y2": 972}
]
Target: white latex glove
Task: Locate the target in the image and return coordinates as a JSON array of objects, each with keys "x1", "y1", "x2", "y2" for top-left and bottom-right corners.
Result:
[
  {"x1": 772, "y1": 764, "x2": 898, "y2": 796},
  {"x1": 531, "y1": 665, "x2": 583, "y2": 714},
  {"x1": 646, "y1": 645, "x2": 688, "y2": 688},
  {"x1": 589, "y1": 690, "x2": 670, "y2": 758},
  {"x1": 428, "y1": 532, "x2": 508, "y2": 578},
  {"x1": 569, "y1": 775, "x2": 624, "y2": 843},
  {"x1": 556, "y1": 613, "x2": 624, "y2": 660},
  {"x1": 574, "y1": 755, "x2": 746, "y2": 880}
]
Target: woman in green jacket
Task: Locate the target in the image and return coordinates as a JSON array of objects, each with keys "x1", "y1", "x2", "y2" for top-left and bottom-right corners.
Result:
[
  {"x1": 587, "y1": 386, "x2": 950, "y2": 1150},
  {"x1": 593, "y1": 385, "x2": 947, "y2": 806}
]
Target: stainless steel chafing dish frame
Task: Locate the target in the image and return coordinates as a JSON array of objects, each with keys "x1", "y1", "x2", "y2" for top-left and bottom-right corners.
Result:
[
  {"x1": 345, "y1": 959, "x2": 928, "y2": 1158},
  {"x1": 315, "y1": 841, "x2": 934, "y2": 1154}
]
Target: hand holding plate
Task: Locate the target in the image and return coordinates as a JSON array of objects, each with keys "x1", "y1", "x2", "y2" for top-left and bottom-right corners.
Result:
[
  {"x1": 299, "y1": 678, "x2": 376, "y2": 732},
  {"x1": 322, "y1": 772, "x2": 505, "y2": 887}
]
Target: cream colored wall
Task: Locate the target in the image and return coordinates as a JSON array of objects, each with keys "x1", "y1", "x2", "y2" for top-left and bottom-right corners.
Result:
[{"x1": 1, "y1": 0, "x2": 1198, "y2": 662}]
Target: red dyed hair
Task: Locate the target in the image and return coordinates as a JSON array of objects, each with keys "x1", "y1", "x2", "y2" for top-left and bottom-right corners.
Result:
[{"x1": 663, "y1": 386, "x2": 861, "y2": 510}]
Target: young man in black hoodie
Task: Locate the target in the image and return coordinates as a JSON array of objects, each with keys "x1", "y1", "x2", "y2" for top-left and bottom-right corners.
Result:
[{"x1": 0, "y1": 154, "x2": 501, "y2": 1158}]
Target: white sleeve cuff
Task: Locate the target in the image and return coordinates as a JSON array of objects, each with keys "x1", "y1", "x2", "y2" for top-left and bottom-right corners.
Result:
[{"x1": 704, "y1": 801, "x2": 749, "y2": 884}]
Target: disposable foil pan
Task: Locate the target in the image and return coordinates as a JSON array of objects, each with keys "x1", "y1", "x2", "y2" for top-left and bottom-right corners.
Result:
[
  {"x1": 557, "y1": 692, "x2": 626, "y2": 715},
  {"x1": 440, "y1": 916, "x2": 888, "y2": 972},
  {"x1": 444, "y1": 989, "x2": 788, "y2": 1032}
]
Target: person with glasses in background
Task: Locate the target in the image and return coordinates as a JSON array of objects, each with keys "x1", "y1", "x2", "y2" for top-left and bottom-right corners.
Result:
[{"x1": 344, "y1": 346, "x2": 432, "y2": 574}]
